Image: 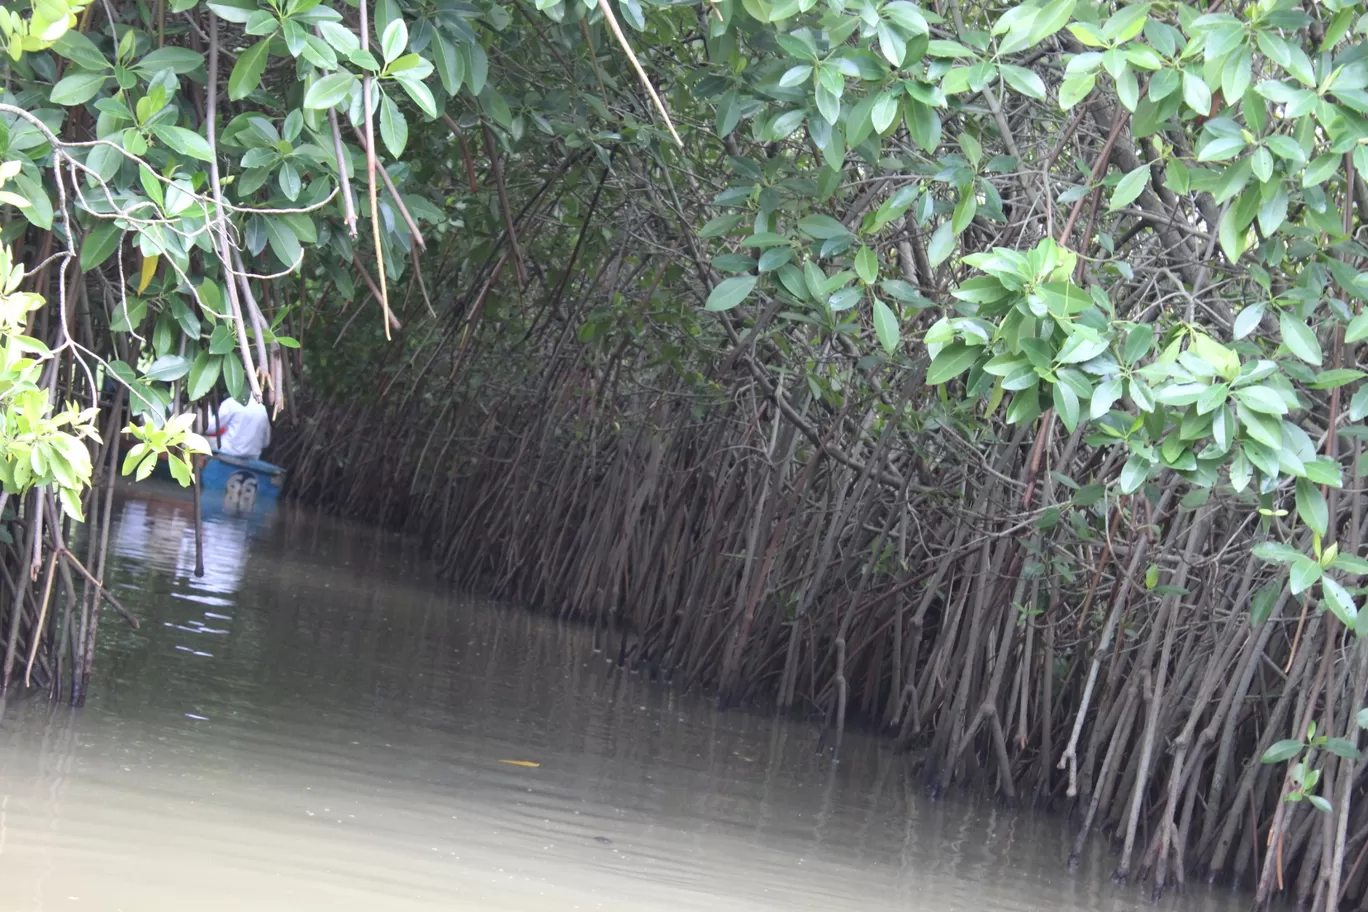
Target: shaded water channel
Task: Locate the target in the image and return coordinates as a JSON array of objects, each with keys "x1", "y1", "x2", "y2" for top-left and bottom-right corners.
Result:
[{"x1": 2, "y1": 488, "x2": 1266, "y2": 912}]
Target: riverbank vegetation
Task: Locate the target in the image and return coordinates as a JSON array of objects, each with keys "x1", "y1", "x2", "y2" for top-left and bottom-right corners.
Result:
[{"x1": 3, "y1": 0, "x2": 1368, "y2": 904}]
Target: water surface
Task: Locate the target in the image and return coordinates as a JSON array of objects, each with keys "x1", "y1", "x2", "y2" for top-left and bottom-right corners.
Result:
[{"x1": 1, "y1": 489, "x2": 1259, "y2": 912}]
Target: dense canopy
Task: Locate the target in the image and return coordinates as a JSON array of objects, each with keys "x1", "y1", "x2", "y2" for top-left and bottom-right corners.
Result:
[{"x1": 4, "y1": 0, "x2": 1368, "y2": 904}]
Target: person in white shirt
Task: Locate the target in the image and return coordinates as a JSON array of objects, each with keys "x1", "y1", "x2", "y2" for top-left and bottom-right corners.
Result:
[{"x1": 202, "y1": 396, "x2": 271, "y2": 460}]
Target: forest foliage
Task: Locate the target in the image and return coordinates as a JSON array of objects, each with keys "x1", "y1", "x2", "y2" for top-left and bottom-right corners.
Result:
[{"x1": 6, "y1": 0, "x2": 1368, "y2": 902}]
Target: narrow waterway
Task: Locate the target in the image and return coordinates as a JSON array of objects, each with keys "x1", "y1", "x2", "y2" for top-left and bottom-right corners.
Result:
[{"x1": 1, "y1": 489, "x2": 1261, "y2": 912}]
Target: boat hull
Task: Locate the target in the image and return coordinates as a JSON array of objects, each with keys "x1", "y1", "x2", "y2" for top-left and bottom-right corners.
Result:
[
  {"x1": 146, "y1": 453, "x2": 285, "y2": 518},
  {"x1": 200, "y1": 454, "x2": 285, "y2": 516}
]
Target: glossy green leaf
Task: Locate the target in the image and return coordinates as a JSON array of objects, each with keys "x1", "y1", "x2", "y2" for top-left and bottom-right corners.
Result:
[
  {"x1": 379, "y1": 93, "x2": 408, "y2": 157},
  {"x1": 228, "y1": 39, "x2": 271, "y2": 101},
  {"x1": 304, "y1": 72, "x2": 357, "y2": 109},
  {"x1": 49, "y1": 70, "x2": 109, "y2": 105},
  {"x1": 1323, "y1": 575, "x2": 1359, "y2": 629},
  {"x1": 263, "y1": 217, "x2": 302, "y2": 269},
  {"x1": 79, "y1": 221, "x2": 122, "y2": 271},
  {"x1": 187, "y1": 350, "x2": 222, "y2": 401},
  {"x1": 927, "y1": 222, "x2": 954, "y2": 267},
  {"x1": 1280, "y1": 312, "x2": 1323, "y2": 365},
  {"x1": 926, "y1": 343, "x2": 979, "y2": 385},
  {"x1": 1290, "y1": 555, "x2": 1322, "y2": 595},
  {"x1": 146, "y1": 355, "x2": 192, "y2": 381},
  {"x1": 705, "y1": 275, "x2": 758, "y2": 312},
  {"x1": 1109, "y1": 164, "x2": 1149, "y2": 211},
  {"x1": 1054, "y1": 380, "x2": 1080, "y2": 431},
  {"x1": 872, "y1": 297, "x2": 899, "y2": 354},
  {"x1": 150, "y1": 125, "x2": 214, "y2": 162},
  {"x1": 1253, "y1": 541, "x2": 1302, "y2": 565},
  {"x1": 1000, "y1": 64, "x2": 1046, "y2": 100},
  {"x1": 1261, "y1": 739, "x2": 1304, "y2": 764},
  {"x1": 1296, "y1": 477, "x2": 1329, "y2": 537},
  {"x1": 1182, "y1": 69, "x2": 1212, "y2": 114}
]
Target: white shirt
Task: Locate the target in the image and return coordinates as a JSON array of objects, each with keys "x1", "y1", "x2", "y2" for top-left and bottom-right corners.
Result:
[{"x1": 205, "y1": 398, "x2": 271, "y2": 460}]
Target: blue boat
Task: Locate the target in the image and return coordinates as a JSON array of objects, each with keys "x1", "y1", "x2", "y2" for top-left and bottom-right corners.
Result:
[
  {"x1": 145, "y1": 451, "x2": 286, "y2": 519},
  {"x1": 199, "y1": 453, "x2": 286, "y2": 517}
]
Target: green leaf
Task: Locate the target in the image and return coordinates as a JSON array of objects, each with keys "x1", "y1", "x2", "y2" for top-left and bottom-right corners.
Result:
[
  {"x1": 51, "y1": 31, "x2": 110, "y2": 71},
  {"x1": 1116, "y1": 66, "x2": 1139, "y2": 111},
  {"x1": 1347, "y1": 312, "x2": 1368, "y2": 344},
  {"x1": 465, "y1": 42, "x2": 488, "y2": 95},
  {"x1": 263, "y1": 217, "x2": 302, "y2": 268},
  {"x1": 952, "y1": 190, "x2": 977, "y2": 233},
  {"x1": 304, "y1": 72, "x2": 357, "y2": 109},
  {"x1": 1261, "y1": 739, "x2": 1304, "y2": 764},
  {"x1": 715, "y1": 91, "x2": 740, "y2": 138},
  {"x1": 278, "y1": 162, "x2": 301, "y2": 201},
  {"x1": 1296, "y1": 477, "x2": 1329, "y2": 536},
  {"x1": 1253, "y1": 541, "x2": 1302, "y2": 564},
  {"x1": 815, "y1": 84, "x2": 841, "y2": 124},
  {"x1": 705, "y1": 275, "x2": 758, "y2": 312},
  {"x1": 208, "y1": 323, "x2": 236, "y2": 355},
  {"x1": 146, "y1": 354, "x2": 191, "y2": 381},
  {"x1": 187, "y1": 350, "x2": 222, "y2": 401},
  {"x1": 758, "y1": 248, "x2": 793, "y2": 272},
  {"x1": 926, "y1": 342, "x2": 979, "y2": 385},
  {"x1": 80, "y1": 221, "x2": 122, "y2": 271},
  {"x1": 381, "y1": 18, "x2": 407, "y2": 64},
  {"x1": 432, "y1": 32, "x2": 463, "y2": 95},
  {"x1": 134, "y1": 46, "x2": 205, "y2": 76},
  {"x1": 207, "y1": 0, "x2": 255, "y2": 23},
  {"x1": 49, "y1": 70, "x2": 109, "y2": 105},
  {"x1": 870, "y1": 92, "x2": 899, "y2": 134},
  {"x1": 766, "y1": 110, "x2": 806, "y2": 140},
  {"x1": 379, "y1": 92, "x2": 408, "y2": 157},
  {"x1": 1326, "y1": 737, "x2": 1361, "y2": 760},
  {"x1": 1000, "y1": 64, "x2": 1046, "y2": 100},
  {"x1": 229, "y1": 39, "x2": 271, "y2": 101},
  {"x1": 1332, "y1": 554, "x2": 1368, "y2": 576},
  {"x1": 798, "y1": 214, "x2": 849, "y2": 239},
  {"x1": 699, "y1": 214, "x2": 745, "y2": 239},
  {"x1": 927, "y1": 222, "x2": 954, "y2": 267},
  {"x1": 223, "y1": 351, "x2": 246, "y2": 400},
  {"x1": 855, "y1": 246, "x2": 878, "y2": 284},
  {"x1": 1250, "y1": 582, "x2": 1279, "y2": 626},
  {"x1": 1234, "y1": 304, "x2": 1264, "y2": 340},
  {"x1": 876, "y1": 21, "x2": 907, "y2": 66},
  {"x1": 872, "y1": 297, "x2": 899, "y2": 354},
  {"x1": 1291, "y1": 555, "x2": 1323, "y2": 594},
  {"x1": 828, "y1": 287, "x2": 861, "y2": 312},
  {"x1": 1090, "y1": 376, "x2": 1122, "y2": 418},
  {"x1": 1197, "y1": 135, "x2": 1248, "y2": 162},
  {"x1": 150, "y1": 125, "x2": 214, "y2": 162},
  {"x1": 1280, "y1": 312, "x2": 1323, "y2": 365},
  {"x1": 1109, "y1": 164, "x2": 1149, "y2": 211},
  {"x1": 1149, "y1": 68, "x2": 1179, "y2": 101},
  {"x1": 1183, "y1": 69, "x2": 1212, "y2": 114},
  {"x1": 1119, "y1": 453, "x2": 1150, "y2": 493},
  {"x1": 1122, "y1": 324, "x2": 1153, "y2": 365},
  {"x1": 1235, "y1": 385, "x2": 1289, "y2": 416},
  {"x1": 1056, "y1": 332, "x2": 1109, "y2": 364},
  {"x1": 1312, "y1": 369, "x2": 1365, "y2": 389},
  {"x1": 1054, "y1": 381, "x2": 1080, "y2": 431},
  {"x1": 1218, "y1": 205, "x2": 1246, "y2": 264},
  {"x1": 1323, "y1": 575, "x2": 1359, "y2": 629},
  {"x1": 9, "y1": 173, "x2": 52, "y2": 231},
  {"x1": 1058, "y1": 72, "x2": 1095, "y2": 109}
]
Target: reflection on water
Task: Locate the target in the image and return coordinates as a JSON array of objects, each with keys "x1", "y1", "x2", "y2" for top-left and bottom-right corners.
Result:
[{"x1": 1, "y1": 491, "x2": 1266, "y2": 912}]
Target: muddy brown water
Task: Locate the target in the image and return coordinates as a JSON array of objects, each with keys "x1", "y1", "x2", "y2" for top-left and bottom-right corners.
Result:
[{"x1": 0, "y1": 489, "x2": 1265, "y2": 912}]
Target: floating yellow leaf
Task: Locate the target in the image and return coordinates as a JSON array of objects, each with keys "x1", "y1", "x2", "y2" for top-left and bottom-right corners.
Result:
[
  {"x1": 498, "y1": 760, "x2": 540, "y2": 768},
  {"x1": 137, "y1": 253, "x2": 159, "y2": 293}
]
